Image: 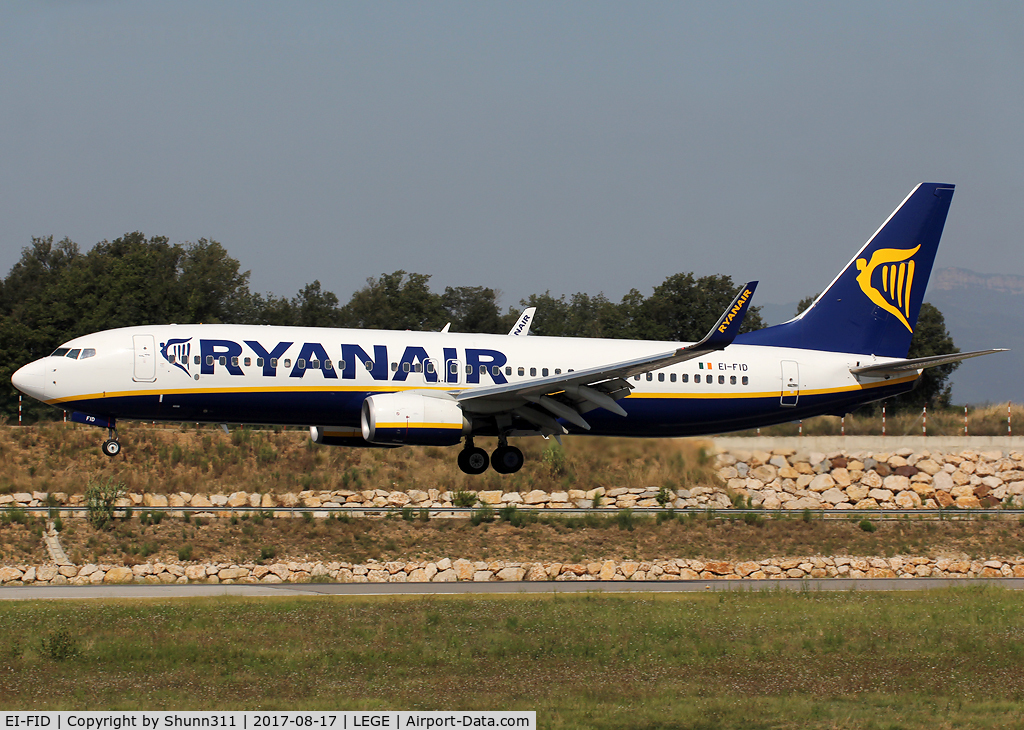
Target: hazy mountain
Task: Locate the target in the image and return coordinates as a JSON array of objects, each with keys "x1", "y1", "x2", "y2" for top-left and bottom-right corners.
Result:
[{"x1": 757, "y1": 268, "x2": 1021, "y2": 405}]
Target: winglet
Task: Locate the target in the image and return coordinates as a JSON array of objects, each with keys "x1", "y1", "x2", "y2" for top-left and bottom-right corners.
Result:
[
  {"x1": 508, "y1": 307, "x2": 536, "y2": 336},
  {"x1": 697, "y1": 282, "x2": 758, "y2": 350}
]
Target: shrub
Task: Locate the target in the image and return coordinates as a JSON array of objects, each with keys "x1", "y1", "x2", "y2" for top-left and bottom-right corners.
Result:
[
  {"x1": 859, "y1": 519, "x2": 877, "y2": 533},
  {"x1": 802, "y1": 508, "x2": 813, "y2": 523},
  {"x1": 177, "y1": 544, "x2": 194, "y2": 561},
  {"x1": 471, "y1": 505, "x2": 495, "y2": 526},
  {"x1": 542, "y1": 442, "x2": 568, "y2": 476},
  {"x1": 40, "y1": 628, "x2": 79, "y2": 662},
  {"x1": 616, "y1": 508, "x2": 635, "y2": 532},
  {"x1": 85, "y1": 477, "x2": 127, "y2": 530},
  {"x1": 499, "y1": 504, "x2": 518, "y2": 523},
  {"x1": 53, "y1": 517, "x2": 63, "y2": 532},
  {"x1": 260, "y1": 545, "x2": 277, "y2": 561},
  {"x1": 656, "y1": 486, "x2": 674, "y2": 508},
  {"x1": 401, "y1": 506, "x2": 414, "y2": 522},
  {"x1": 302, "y1": 511, "x2": 313, "y2": 524},
  {"x1": 453, "y1": 491, "x2": 477, "y2": 508}
]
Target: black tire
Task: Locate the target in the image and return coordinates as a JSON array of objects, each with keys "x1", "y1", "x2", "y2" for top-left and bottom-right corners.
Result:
[
  {"x1": 458, "y1": 446, "x2": 490, "y2": 475},
  {"x1": 491, "y1": 445, "x2": 524, "y2": 474},
  {"x1": 102, "y1": 439, "x2": 121, "y2": 458}
]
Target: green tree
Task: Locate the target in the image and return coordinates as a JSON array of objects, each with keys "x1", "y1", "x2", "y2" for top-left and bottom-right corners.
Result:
[
  {"x1": 639, "y1": 273, "x2": 764, "y2": 342},
  {"x1": 339, "y1": 271, "x2": 447, "y2": 331},
  {"x1": 440, "y1": 285, "x2": 505, "y2": 333},
  {"x1": 892, "y1": 302, "x2": 959, "y2": 410}
]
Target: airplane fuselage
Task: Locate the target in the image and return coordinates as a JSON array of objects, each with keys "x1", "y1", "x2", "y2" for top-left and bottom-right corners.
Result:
[{"x1": 16, "y1": 323, "x2": 915, "y2": 438}]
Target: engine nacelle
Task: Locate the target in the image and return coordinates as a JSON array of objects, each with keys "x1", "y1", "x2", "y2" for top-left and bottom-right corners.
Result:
[
  {"x1": 361, "y1": 392, "x2": 469, "y2": 446},
  {"x1": 309, "y1": 426, "x2": 395, "y2": 449}
]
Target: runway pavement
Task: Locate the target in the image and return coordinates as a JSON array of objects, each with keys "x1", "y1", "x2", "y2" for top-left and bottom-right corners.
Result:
[{"x1": 2, "y1": 578, "x2": 1023, "y2": 600}]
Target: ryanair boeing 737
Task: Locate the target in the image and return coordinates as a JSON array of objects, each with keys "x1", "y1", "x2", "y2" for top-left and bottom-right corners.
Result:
[{"x1": 11, "y1": 183, "x2": 1005, "y2": 474}]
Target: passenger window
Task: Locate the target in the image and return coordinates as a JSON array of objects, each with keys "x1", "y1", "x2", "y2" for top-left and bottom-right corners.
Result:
[
  {"x1": 283, "y1": 359, "x2": 291, "y2": 368},
  {"x1": 310, "y1": 359, "x2": 319, "y2": 369},
  {"x1": 694, "y1": 374, "x2": 701, "y2": 383},
  {"x1": 168, "y1": 355, "x2": 176, "y2": 364},
  {"x1": 51, "y1": 348, "x2": 71, "y2": 357},
  {"x1": 633, "y1": 375, "x2": 640, "y2": 381},
  {"x1": 730, "y1": 375, "x2": 736, "y2": 385},
  {"x1": 403, "y1": 362, "x2": 411, "y2": 373},
  {"x1": 658, "y1": 373, "x2": 664, "y2": 382},
  {"x1": 81, "y1": 348, "x2": 96, "y2": 359},
  {"x1": 718, "y1": 375, "x2": 725, "y2": 384},
  {"x1": 295, "y1": 359, "x2": 305, "y2": 369},
  {"x1": 466, "y1": 364, "x2": 473, "y2": 375},
  {"x1": 555, "y1": 368, "x2": 561, "y2": 375},
  {"x1": 491, "y1": 366, "x2": 499, "y2": 376},
  {"x1": 742, "y1": 376, "x2": 749, "y2": 385},
  {"x1": 365, "y1": 360, "x2": 374, "y2": 370},
  {"x1": 681, "y1": 374, "x2": 688, "y2": 383},
  {"x1": 270, "y1": 358, "x2": 277, "y2": 367},
  {"x1": 518, "y1": 367, "x2": 525, "y2": 376},
  {"x1": 257, "y1": 358, "x2": 264, "y2": 367},
  {"x1": 231, "y1": 357, "x2": 239, "y2": 367},
  {"x1": 505, "y1": 366, "x2": 512, "y2": 376},
  {"x1": 194, "y1": 355, "x2": 201, "y2": 365},
  {"x1": 449, "y1": 362, "x2": 459, "y2": 375},
  {"x1": 542, "y1": 368, "x2": 549, "y2": 377},
  {"x1": 207, "y1": 355, "x2": 214, "y2": 366},
  {"x1": 426, "y1": 361, "x2": 435, "y2": 374},
  {"x1": 646, "y1": 372, "x2": 653, "y2": 381},
  {"x1": 531, "y1": 368, "x2": 537, "y2": 376},
  {"x1": 67, "y1": 349, "x2": 81, "y2": 359},
  {"x1": 670, "y1": 373, "x2": 677, "y2": 383},
  {"x1": 392, "y1": 362, "x2": 399, "y2": 372},
  {"x1": 414, "y1": 363, "x2": 422, "y2": 373},
  {"x1": 244, "y1": 357, "x2": 251, "y2": 367}
]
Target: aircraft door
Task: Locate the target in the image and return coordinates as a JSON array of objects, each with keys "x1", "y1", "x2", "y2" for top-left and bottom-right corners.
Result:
[
  {"x1": 133, "y1": 334, "x2": 157, "y2": 382},
  {"x1": 780, "y1": 360, "x2": 799, "y2": 406}
]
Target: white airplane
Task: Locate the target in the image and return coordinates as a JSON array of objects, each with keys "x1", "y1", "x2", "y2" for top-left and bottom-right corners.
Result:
[{"x1": 11, "y1": 183, "x2": 1004, "y2": 475}]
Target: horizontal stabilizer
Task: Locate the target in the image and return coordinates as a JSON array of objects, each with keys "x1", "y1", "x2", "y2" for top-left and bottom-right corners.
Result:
[{"x1": 850, "y1": 348, "x2": 1007, "y2": 377}]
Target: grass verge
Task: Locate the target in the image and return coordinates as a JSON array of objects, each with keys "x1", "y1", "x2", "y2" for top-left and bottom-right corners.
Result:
[{"x1": 1, "y1": 588, "x2": 1024, "y2": 728}]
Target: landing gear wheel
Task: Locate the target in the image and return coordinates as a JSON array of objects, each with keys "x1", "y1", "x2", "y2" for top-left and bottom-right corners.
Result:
[
  {"x1": 458, "y1": 446, "x2": 490, "y2": 475},
  {"x1": 101, "y1": 439, "x2": 121, "y2": 458},
  {"x1": 491, "y1": 445, "x2": 524, "y2": 474}
]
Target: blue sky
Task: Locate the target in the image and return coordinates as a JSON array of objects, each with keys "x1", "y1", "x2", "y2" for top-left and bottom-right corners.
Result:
[{"x1": 2, "y1": 2, "x2": 1022, "y2": 311}]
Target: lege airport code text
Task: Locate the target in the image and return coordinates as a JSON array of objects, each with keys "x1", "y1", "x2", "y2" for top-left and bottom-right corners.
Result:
[{"x1": 1, "y1": 714, "x2": 534, "y2": 730}]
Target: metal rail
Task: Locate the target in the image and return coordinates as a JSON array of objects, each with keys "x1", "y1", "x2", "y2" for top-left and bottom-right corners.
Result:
[{"x1": 12, "y1": 505, "x2": 1024, "y2": 520}]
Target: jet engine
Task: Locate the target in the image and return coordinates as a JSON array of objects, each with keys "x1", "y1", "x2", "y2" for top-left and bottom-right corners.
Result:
[{"x1": 361, "y1": 392, "x2": 468, "y2": 446}]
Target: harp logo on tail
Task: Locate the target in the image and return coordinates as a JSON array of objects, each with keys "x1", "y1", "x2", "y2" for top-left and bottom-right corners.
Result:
[{"x1": 855, "y1": 245, "x2": 921, "y2": 332}]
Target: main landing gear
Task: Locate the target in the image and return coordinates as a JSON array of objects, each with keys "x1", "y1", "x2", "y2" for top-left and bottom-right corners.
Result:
[
  {"x1": 101, "y1": 427, "x2": 120, "y2": 458},
  {"x1": 457, "y1": 436, "x2": 524, "y2": 475}
]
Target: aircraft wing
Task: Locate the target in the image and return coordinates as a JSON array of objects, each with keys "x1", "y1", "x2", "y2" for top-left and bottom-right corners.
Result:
[
  {"x1": 455, "y1": 282, "x2": 757, "y2": 434},
  {"x1": 850, "y1": 348, "x2": 1007, "y2": 377}
]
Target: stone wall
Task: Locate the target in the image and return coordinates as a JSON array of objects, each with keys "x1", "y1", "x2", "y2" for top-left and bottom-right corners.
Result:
[
  {"x1": 2, "y1": 555, "x2": 1024, "y2": 586},
  {"x1": 1, "y1": 447, "x2": 1022, "y2": 514}
]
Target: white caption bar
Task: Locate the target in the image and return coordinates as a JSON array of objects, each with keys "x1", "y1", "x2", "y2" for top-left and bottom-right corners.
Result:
[{"x1": 0, "y1": 713, "x2": 536, "y2": 730}]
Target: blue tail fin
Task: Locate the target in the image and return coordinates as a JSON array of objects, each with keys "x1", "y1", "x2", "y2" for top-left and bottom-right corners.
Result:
[{"x1": 737, "y1": 182, "x2": 955, "y2": 357}]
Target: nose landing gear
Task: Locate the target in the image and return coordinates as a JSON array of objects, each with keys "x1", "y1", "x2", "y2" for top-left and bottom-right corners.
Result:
[{"x1": 101, "y1": 427, "x2": 120, "y2": 458}]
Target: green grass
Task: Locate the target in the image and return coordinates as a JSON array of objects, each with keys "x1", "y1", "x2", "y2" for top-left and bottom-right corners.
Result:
[{"x1": 2, "y1": 588, "x2": 1024, "y2": 727}]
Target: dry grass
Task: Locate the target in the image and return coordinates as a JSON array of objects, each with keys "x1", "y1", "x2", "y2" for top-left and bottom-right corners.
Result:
[
  {"x1": 0, "y1": 423, "x2": 719, "y2": 497},
  {"x1": 738, "y1": 402, "x2": 1021, "y2": 437},
  {"x1": 6, "y1": 509, "x2": 1024, "y2": 567}
]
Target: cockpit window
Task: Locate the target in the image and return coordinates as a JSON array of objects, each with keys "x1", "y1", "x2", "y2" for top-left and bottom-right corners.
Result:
[
  {"x1": 51, "y1": 348, "x2": 71, "y2": 357},
  {"x1": 80, "y1": 348, "x2": 96, "y2": 359},
  {"x1": 67, "y1": 349, "x2": 81, "y2": 359}
]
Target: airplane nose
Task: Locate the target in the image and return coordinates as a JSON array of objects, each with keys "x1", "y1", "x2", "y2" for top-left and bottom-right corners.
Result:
[{"x1": 11, "y1": 359, "x2": 48, "y2": 401}]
